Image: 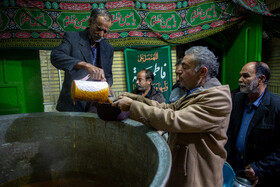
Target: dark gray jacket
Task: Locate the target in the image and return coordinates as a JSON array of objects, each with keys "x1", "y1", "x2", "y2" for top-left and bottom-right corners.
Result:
[
  {"x1": 226, "y1": 89, "x2": 280, "y2": 186},
  {"x1": 132, "y1": 86, "x2": 165, "y2": 103},
  {"x1": 51, "y1": 28, "x2": 113, "y2": 112}
]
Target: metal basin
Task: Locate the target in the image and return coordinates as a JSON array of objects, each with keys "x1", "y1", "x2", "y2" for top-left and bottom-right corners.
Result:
[{"x1": 0, "y1": 112, "x2": 171, "y2": 186}]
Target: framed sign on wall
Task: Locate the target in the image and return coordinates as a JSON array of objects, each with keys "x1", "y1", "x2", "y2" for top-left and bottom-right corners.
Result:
[{"x1": 124, "y1": 46, "x2": 172, "y2": 103}]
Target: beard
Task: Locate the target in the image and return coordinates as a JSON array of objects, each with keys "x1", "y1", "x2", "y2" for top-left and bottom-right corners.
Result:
[
  {"x1": 90, "y1": 32, "x2": 103, "y2": 43},
  {"x1": 239, "y1": 78, "x2": 259, "y2": 94},
  {"x1": 137, "y1": 86, "x2": 145, "y2": 91},
  {"x1": 176, "y1": 81, "x2": 183, "y2": 88},
  {"x1": 95, "y1": 37, "x2": 103, "y2": 43}
]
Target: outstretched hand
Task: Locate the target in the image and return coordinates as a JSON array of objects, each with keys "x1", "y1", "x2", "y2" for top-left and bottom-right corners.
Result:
[
  {"x1": 112, "y1": 96, "x2": 133, "y2": 111},
  {"x1": 121, "y1": 92, "x2": 139, "y2": 100}
]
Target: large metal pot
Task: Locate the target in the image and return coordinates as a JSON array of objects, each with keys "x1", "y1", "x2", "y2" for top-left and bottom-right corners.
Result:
[{"x1": 0, "y1": 112, "x2": 171, "y2": 186}]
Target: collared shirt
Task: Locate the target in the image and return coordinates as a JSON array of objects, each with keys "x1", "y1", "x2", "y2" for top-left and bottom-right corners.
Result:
[
  {"x1": 186, "y1": 87, "x2": 199, "y2": 96},
  {"x1": 145, "y1": 86, "x2": 153, "y2": 98},
  {"x1": 235, "y1": 90, "x2": 265, "y2": 170},
  {"x1": 87, "y1": 30, "x2": 99, "y2": 66},
  {"x1": 90, "y1": 45, "x2": 97, "y2": 66}
]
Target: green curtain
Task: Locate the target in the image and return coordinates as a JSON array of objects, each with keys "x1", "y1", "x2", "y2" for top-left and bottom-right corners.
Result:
[{"x1": 0, "y1": 0, "x2": 276, "y2": 49}]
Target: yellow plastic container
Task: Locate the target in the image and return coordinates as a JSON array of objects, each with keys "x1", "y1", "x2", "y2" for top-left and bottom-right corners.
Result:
[{"x1": 71, "y1": 80, "x2": 110, "y2": 104}]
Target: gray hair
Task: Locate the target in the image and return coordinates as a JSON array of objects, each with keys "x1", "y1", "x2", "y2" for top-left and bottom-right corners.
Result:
[
  {"x1": 255, "y1": 61, "x2": 271, "y2": 85},
  {"x1": 184, "y1": 46, "x2": 219, "y2": 80},
  {"x1": 90, "y1": 8, "x2": 112, "y2": 22}
]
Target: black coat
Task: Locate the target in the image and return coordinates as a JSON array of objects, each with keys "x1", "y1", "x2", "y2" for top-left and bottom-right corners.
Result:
[
  {"x1": 132, "y1": 86, "x2": 165, "y2": 103},
  {"x1": 226, "y1": 89, "x2": 280, "y2": 186},
  {"x1": 51, "y1": 28, "x2": 113, "y2": 112}
]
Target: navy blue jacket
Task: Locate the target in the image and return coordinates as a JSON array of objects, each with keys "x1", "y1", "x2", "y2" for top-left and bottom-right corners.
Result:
[
  {"x1": 226, "y1": 89, "x2": 280, "y2": 186},
  {"x1": 51, "y1": 28, "x2": 113, "y2": 112}
]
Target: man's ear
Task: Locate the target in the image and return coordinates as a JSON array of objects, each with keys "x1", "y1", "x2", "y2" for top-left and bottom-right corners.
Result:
[
  {"x1": 199, "y1": 66, "x2": 208, "y2": 78},
  {"x1": 258, "y1": 75, "x2": 266, "y2": 84}
]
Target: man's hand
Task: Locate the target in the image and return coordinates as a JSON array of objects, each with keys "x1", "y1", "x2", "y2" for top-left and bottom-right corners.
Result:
[
  {"x1": 75, "y1": 62, "x2": 106, "y2": 81},
  {"x1": 121, "y1": 92, "x2": 139, "y2": 100},
  {"x1": 245, "y1": 165, "x2": 259, "y2": 186},
  {"x1": 112, "y1": 96, "x2": 133, "y2": 111},
  {"x1": 86, "y1": 64, "x2": 106, "y2": 81}
]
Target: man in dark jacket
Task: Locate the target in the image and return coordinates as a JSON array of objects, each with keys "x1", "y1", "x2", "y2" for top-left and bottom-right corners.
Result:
[
  {"x1": 226, "y1": 61, "x2": 280, "y2": 186},
  {"x1": 132, "y1": 69, "x2": 165, "y2": 103},
  {"x1": 51, "y1": 8, "x2": 113, "y2": 112}
]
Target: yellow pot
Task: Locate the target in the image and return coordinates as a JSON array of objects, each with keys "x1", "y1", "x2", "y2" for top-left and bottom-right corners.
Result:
[{"x1": 71, "y1": 80, "x2": 110, "y2": 104}]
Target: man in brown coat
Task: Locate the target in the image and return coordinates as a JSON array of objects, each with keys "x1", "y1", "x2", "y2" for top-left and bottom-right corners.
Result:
[{"x1": 113, "y1": 46, "x2": 232, "y2": 187}]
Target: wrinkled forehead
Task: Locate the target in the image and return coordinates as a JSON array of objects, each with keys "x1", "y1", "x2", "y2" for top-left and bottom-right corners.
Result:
[
  {"x1": 240, "y1": 63, "x2": 256, "y2": 75},
  {"x1": 181, "y1": 54, "x2": 196, "y2": 67},
  {"x1": 137, "y1": 71, "x2": 146, "y2": 78},
  {"x1": 96, "y1": 15, "x2": 111, "y2": 22},
  {"x1": 93, "y1": 16, "x2": 112, "y2": 27}
]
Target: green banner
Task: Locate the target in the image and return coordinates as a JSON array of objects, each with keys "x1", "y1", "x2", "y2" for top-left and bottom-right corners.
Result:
[
  {"x1": 110, "y1": 9, "x2": 141, "y2": 31},
  {"x1": 124, "y1": 46, "x2": 172, "y2": 103},
  {"x1": 57, "y1": 13, "x2": 90, "y2": 31},
  {"x1": 145, "y1": 11, "x2": 181, "y2": 32},
  {"x1": 0, "y1": 0, "x2": 274, "y2": 49}
]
